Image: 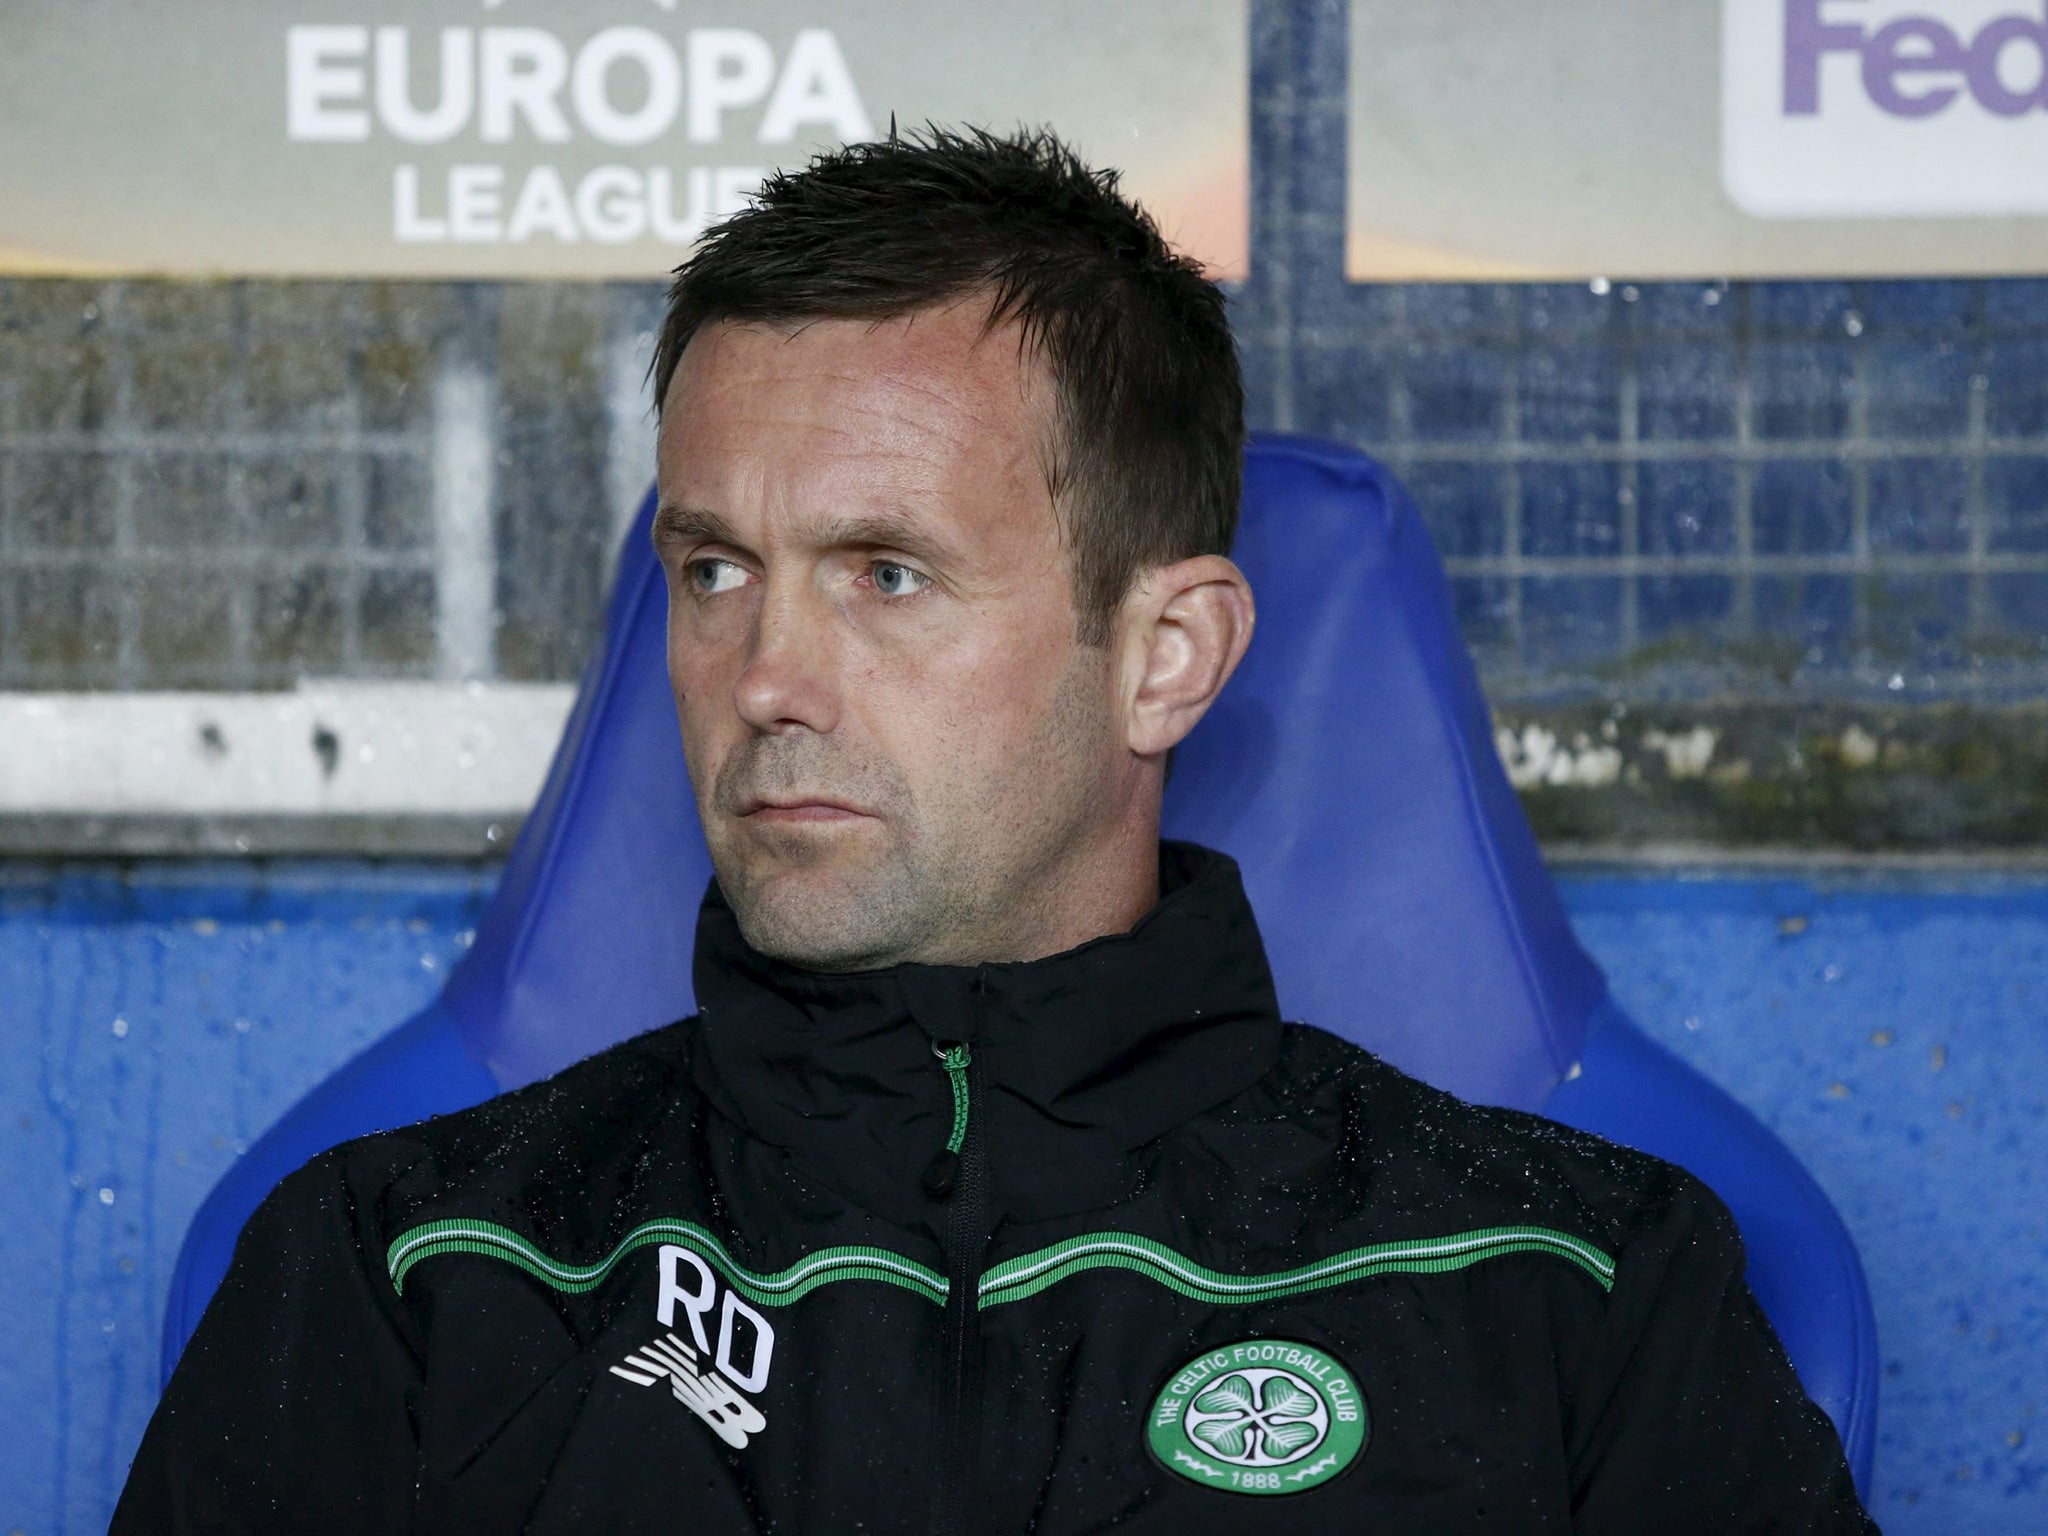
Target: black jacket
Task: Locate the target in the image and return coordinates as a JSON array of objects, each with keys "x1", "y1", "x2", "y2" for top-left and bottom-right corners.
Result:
[{"x1": 118, "y1": 843, "x2": 1876, "y2": 1534}]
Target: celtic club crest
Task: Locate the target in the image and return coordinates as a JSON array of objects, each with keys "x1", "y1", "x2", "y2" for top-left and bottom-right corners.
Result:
[{"x1": 1147, "y1": 1339, "x2": 1367, "y2": 1496}]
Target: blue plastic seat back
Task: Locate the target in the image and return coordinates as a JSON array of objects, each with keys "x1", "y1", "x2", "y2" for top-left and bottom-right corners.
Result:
[
  {"x1": 1163, "y1": 438, "x2": 1601, "y2": 1108},
  {"x1": 163, "y1": 434, "x2": 1874, "y2": 1488},
  {"x1": 446, "y1": 434, "x2": 1599, "y2": 1105}
]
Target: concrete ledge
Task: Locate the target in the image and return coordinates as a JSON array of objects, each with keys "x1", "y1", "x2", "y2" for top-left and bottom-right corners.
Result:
[
  {"x1": 0, "y1": 812, "x2": 521, "y2": 860},
  {"x1": 1543, "y1": 841, "x2": 2048, "y2": 875},
  {"x1": 0, "y1": 683, "x2": 574, "y2": 813},
  {"x1": 1500, "y1": 701, "x2": 2048, "y2": 853},
  {"x1": 0, "y1": 683, "x2": 574, "y2": 857},
  {"x1": 7, "y1": 688, "x2": 2048, "y2": 861}
]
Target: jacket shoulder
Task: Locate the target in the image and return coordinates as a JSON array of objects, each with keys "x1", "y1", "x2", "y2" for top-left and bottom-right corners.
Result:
[
  {"x1": 294, "y1": 1018, "x2": 702, "y2": 1228},
  {"x1": 1236, "y1": 1023, "x2": 1734, "y2": 1272}
]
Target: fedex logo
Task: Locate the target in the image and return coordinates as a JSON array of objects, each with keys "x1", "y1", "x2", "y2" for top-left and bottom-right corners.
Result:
[
  {"x1": 1783, "y1": 0, "x2": 2048, "y2": 115},
  {"x1": 1724, "y1": 0, "x2": 2048, "y2": 215}
]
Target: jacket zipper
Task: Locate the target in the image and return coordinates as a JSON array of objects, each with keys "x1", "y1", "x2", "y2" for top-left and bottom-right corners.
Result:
[
  {"x1": 926, "y1": 1034, "x2": 987, "y2": 1536},
  {"x1": 922, "y1": 1042, "x2": 973, "y2": 1198}
]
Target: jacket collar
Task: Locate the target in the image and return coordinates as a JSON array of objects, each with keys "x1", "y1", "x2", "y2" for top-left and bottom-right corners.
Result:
[{"x1": 688, "y1": 841, "x2": 1284, "y2": 1227}]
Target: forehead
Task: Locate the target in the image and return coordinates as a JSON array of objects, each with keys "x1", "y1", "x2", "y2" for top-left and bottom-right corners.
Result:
[{"x1": 657, "y1": 301, "x2": 1057, "y2": 516}]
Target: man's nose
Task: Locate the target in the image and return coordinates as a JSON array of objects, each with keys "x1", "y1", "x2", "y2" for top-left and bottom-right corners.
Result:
[{"x1": 732, "y1": 581, "x2": 840, "y2": 736}]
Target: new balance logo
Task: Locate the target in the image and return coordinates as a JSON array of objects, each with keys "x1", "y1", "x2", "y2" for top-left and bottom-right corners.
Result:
[{"x1": 612, "y1": 1332, "x2": 769, "y2": 1449}]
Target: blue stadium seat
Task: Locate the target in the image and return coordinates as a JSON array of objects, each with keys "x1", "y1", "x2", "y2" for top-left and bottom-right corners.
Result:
[{"x1": 163, "y1": 434, "x2": 1877, "y2": 1489}]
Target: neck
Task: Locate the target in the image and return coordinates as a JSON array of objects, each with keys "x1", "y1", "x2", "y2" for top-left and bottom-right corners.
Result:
[
  {"x1": 899, "y1": 789, "x2": 1165, "y2": 968},
  {"x1": 994, "y1": 813, "x2": 1163, "y2": 964}
]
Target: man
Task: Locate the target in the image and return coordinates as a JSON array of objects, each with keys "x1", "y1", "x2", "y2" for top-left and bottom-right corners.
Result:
[{"x1": 117, "y1": 129, "x2": 1876, "y2": 1533}]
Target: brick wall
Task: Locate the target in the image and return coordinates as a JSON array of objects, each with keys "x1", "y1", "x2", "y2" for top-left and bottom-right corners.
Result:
[
  {"x1": 9, "y1": 269, "x2": 2042, "y2": 702},
  {"x1": 0, "y1": 278, "x2": 661, "y2": 690}
]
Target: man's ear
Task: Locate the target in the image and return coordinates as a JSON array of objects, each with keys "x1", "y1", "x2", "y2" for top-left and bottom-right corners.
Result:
[{"x1": 1118, "y1": 555, "x2": 1255, "y2": 758}]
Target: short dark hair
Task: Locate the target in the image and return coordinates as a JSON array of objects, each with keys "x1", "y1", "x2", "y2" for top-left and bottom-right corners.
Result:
[{"x1": 651, "y1": 125, "x2": 1243, "y2": 643}]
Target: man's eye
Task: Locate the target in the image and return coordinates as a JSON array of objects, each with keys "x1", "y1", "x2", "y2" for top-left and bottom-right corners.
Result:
[
  {"x1": 688, "y1": 559, "x2": 748, "y2": 595},
  {"x1": 872, "y1": 562, "x2": 930, "y2": 597}
]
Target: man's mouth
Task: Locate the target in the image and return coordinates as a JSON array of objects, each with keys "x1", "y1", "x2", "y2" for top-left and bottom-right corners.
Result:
[{"x1": 739, "y1": 796, "x2": 872, "y2": 824}]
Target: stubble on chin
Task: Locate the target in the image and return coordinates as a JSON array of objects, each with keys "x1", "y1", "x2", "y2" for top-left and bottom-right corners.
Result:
[
  {"x1": 720, "y1": 829, "x2": 934, "y2": 971},
  {"x1": 701, "y1": 734, "x2": 935, "y2": 970}
]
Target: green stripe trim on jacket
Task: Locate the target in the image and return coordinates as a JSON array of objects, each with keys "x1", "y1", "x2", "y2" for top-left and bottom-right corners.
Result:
[
  {"x1": 385, "y1": 1217, "x2": 949, "y2": 1307},
  {"x1": 386, "y1": 1216, "x2": 1614, "y2": 1312},
  {"x1": 977, "y1": 1225, "x2": 1616, "y2": 1308}
]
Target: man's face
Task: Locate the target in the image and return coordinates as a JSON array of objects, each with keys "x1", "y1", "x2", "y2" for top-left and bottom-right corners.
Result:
[{"x1": 654, "y1": 301, "x2": 1130, "y2": 971}]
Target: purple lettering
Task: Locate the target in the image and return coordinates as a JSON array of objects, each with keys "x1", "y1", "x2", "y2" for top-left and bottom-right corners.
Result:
[
  {"x1": 1786, "y1": 1, "x2": 2048, "y2": 119},
  {"x1": 1965, "y1": 12, "x2": 2048, "y2": 115},
  {"x1": 1862, "y1": 15, "x2": 1966, "y2": 117},
  {"x1": 1784, "y1": 0, "x2": 1868, "y2": 113}
]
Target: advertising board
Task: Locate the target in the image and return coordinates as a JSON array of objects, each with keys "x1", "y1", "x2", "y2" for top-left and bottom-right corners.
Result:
[
  {"x1": 0, "y1": 1, "x2": 1246, "y2": 278},
  {"x1": 1347, "y1": 0, "x2": 2048, "y2": 278}
]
